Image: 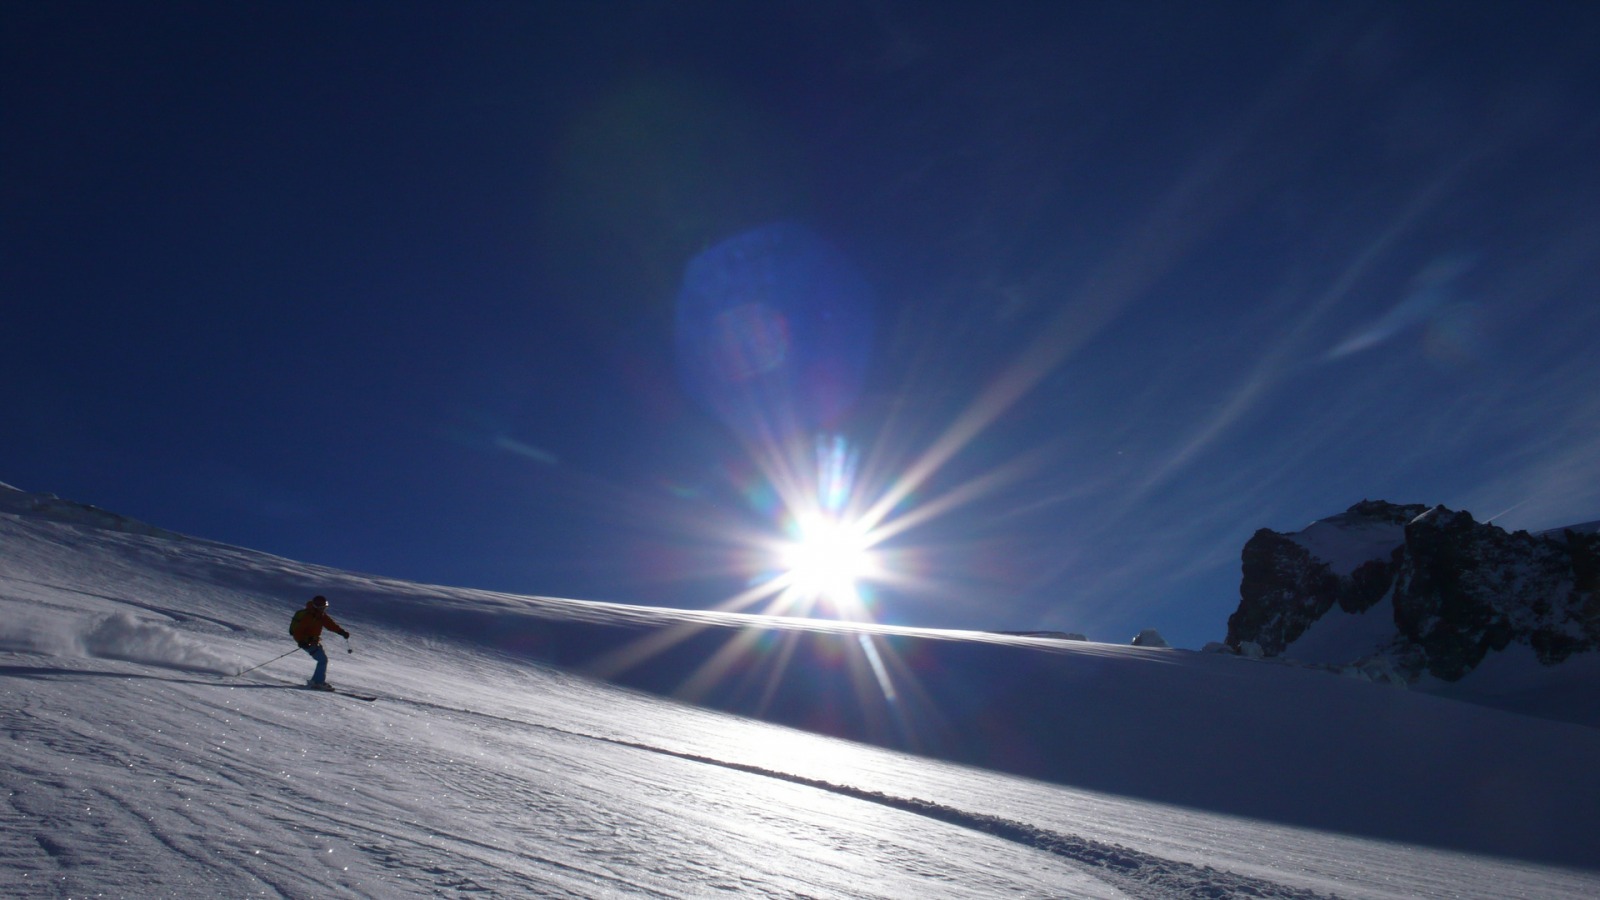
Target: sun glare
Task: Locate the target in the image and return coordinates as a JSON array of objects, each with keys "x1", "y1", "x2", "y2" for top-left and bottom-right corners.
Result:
[{"x1": 779, "y1": 513, "x2": 875, "y2": 609}]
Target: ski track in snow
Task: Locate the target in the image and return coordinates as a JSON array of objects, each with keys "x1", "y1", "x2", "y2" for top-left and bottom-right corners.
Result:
[{"x1": 328, "y1": 686, "x2": 1335, "y2": 900}]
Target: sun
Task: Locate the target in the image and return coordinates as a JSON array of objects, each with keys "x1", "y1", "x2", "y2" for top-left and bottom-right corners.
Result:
[{"x1": 777, "y1": 512, "x2": 876, "y2": 613}]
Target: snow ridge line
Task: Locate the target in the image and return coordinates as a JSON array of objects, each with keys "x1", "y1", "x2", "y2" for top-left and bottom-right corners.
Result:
[{"x1": 377, "y1": 693, "x2": 1340, "y2": 900}]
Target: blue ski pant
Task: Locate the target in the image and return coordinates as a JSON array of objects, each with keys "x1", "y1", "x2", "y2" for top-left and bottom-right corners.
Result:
[{"x1": 300, "y1": 643, "x2": 328, "y2": 684}]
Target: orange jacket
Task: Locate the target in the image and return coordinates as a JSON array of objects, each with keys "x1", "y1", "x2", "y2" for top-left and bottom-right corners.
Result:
[{"x1": 290, "y1": 604, "x2": 348, "y2": 645}]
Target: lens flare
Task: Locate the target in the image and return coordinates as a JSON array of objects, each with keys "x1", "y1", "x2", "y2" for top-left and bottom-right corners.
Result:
[
  {"x1": 675, "y1": 223, "x2": 876, "y2": 442},
  {"x1": 582, "y1": 217, "x2": 1076, "y2": 739}
]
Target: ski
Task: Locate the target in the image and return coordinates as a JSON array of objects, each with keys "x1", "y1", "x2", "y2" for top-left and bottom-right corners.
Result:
[{"x1": 298, "y1": 684, "x2": 378, "y2": 702}]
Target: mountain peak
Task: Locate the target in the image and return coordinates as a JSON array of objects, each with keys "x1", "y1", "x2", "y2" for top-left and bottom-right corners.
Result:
[
  {"x1": 1329, "y1": 499, "x2": 1432, "y2": 527},
  {"x1": 1226, "y1": 501, "x2": 1600, "y2": 723}
]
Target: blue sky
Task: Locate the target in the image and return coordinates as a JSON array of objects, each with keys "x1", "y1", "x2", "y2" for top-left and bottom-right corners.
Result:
[{"x1": 5, "y1": 1, "x2": 1598, "y2": 649}]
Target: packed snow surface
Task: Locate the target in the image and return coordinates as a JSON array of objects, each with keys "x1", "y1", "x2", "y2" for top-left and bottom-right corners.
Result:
[{"x1": 3, "y1": 489, "x2": 1598, "y2": 897}]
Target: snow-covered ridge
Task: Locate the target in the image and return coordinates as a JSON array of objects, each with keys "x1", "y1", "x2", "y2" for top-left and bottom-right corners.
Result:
[
  {"x1": 0, "y1": 482, "x2": 184, "y2": 540},
  {"x1": 1287, "y1": 516, "x2": 1407, "y2": 578},
  {"x1": 1539, "y1": 519, "x2": 1600, "y2": 539},
  {"x1": 1286, "y1": 502, "x2": 1599, "y2": 574}
]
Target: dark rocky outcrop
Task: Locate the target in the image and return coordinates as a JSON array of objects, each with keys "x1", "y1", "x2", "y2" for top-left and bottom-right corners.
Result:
[
  {"x1": 1229, "y1": 529, "x2": 1340, "y2": 656},
  {"x1": 1226, "y1": 500, "x2": 1600, "y2": 683},
  {"x1": 1395, "y1": 507, "x2": 1600, "y2": 679},
  {"x1": 1228, "y1": 500, "x2": 1423, "y2": 657}
]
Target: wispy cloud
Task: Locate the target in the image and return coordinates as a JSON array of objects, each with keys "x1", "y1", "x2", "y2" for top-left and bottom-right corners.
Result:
[{"x1": 1324, "y1": 254, "x2": 1474, "y2": 360}]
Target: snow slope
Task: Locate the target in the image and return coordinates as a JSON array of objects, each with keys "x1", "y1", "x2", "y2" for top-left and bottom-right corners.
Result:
[
  {"x1": 1286, "y1": 517, "x2": 1407, "y2": 579},
  {"x1": 3, "y1": 491, "x2": 1598, "y2": 897}
]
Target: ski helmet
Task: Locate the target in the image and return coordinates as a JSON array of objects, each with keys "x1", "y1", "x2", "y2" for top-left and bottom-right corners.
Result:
[{"x1": 310, "y1": 595, "x2": 329, "y2": 608}]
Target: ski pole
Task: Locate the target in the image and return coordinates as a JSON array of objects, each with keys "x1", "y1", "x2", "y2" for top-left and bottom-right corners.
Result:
[{"x1": 233, "y1": 646, "x2": 301, "y2": 678}]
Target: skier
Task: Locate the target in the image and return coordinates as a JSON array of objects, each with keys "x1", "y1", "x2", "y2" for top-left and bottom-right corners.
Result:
[{"x1": 289, "y1": 595, "x2": 350, "y2": 690}]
